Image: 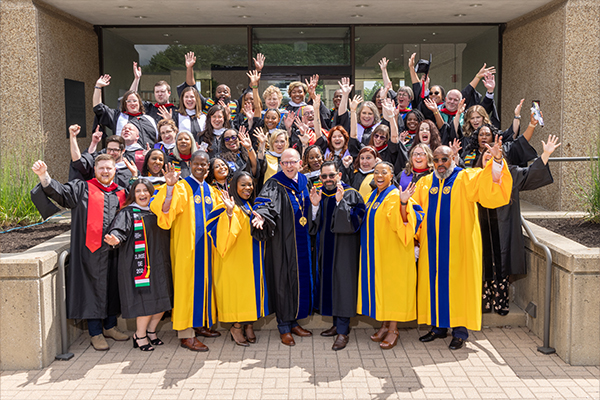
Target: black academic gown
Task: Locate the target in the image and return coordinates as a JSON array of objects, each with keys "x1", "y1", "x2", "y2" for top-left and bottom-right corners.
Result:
[
  {"x1": 70, "y1": 152, "x2": 132, "y2": 188},
  {"x1": 479, "y1": 158, "x2": 554, "y2": 280},
  {"x1": 107, "y1": 206, "x2": 173, "y2": 319},
  {"x1": 38, "y1": 179, "x2": 127, "y2": 319},
  {"x1": 251, "y1": 171, "x2": 313, "y2": 322},
  {"x1": 167, "y1": 154, "x2": 191, "y2": 178},
  {"x1": 143, "y1": 101, "x2": 177, "y2": 124},
  {"x1": 93, "y1": 103, "x2": 158, "y2": 146},
  {"x1": 310, "y1": 185, "x2": 365, "y2": 318}
]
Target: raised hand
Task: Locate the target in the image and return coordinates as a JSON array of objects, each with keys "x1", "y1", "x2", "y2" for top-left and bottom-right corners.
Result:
[
  {"x1": 96, "y1": 74, "x2": 111, "y2": 88},
  {"x1": 423, "y1": 76, "x2": 430, "y2": 92},
  {"x1": 251, "y1": 211, "x2": 265, "y2": 230},
  {"x1": 239, "y1": 127, "x2": 253, "y2": 150},
  {"x1": 456, "y1": 98, "x2": 466, "y2": 115},
  {"x1": 305, "y1": 74, "x2": 319, "y2": 97},
  {"x1": 91, "y1": 126, "x2": 103, "y2": 145},
  {"x1": 162, "y1": 163, "x2": 180, "y2": 186},
  {"x1": 104, "y1": 234, "x2": 121, "y2": 247},
  {"x1": 32, "y1": 160, "x2": 48, "y2": 176},
  {"x1": 381, "y1": 98, "x2": 396, "y2": 121},
  {"x1": 157, "y1": 105, "x2": 173, "y2": 121},
  {"x1": 69, "y1": 124, "x2": 81, "y2": 138},
  {"x1": 282, "y1": 111, "x2": 295, "y2": 131},
  {"x1": 514, "y1": 98, "x2": 525, "y2": 118},
  {"x1": 400, "y1": 182, "x2": 416, "y2": 204},
  {"x1": 349, "y1": 95, "x2": 363, "y2": 112},
  {"x1": 298, "y1": 125, "x2": 310, "y2": 147},
  {"x1": 450, "y1": 138, "x2": 462, "y2": 157},
  {"x1": 342, "y1": 155, "x2": 353, "y2": 168},
  {"x1": 399, "y1": 131, "x2": 408, "y2": 143},
  {"x1": 309, "y1": 186, "x2": 322, "y2": 206},
  {"x1": 133, "y1": 61, "x2": 142, "y2": 80},
  {"x1": 221, "y1": 190, "x2": 235, "y2": 216},
  {"x1": 123, "y1": 157, "x2": 138, "y2": 177},
  {"x1": 482, "y1": 71, "x2": 495, "y2": 93},
  {"x1": 335, "y1": 181, "x2": 344, "y2": 203},
  {"x1": 243, "y1": 101, "x2": 254, "y2": 120},
  {"x1": 247, "y1": 69, "x2": 261, "y2": 87},
  {"x1": 324, "y1": 152, "x2": 334, "y2": 162},
  {"x1": 313, "y1": 93, "x2": 321, "y2": 107},
  {"x1": 253, "y1": 53, "x2": 265, "y2": 71},
  {"x1": 423, "y1": 97, "x2": 439, "y2": 112},
  {"x1": 338, "y1": 77, "x2": 353, "y2": 95},
  {"x1": 218, "y1": 99, "x2": 227, "y2": 108},
  {"x1": 484, "y1": 135, "x2": 504, "y2": 160},
  {"x1": 529, "y1": 109, "x2": 544, "y2": 127},
  {"x1": 295, "y1": 115, "x2": 309, "y2": 133},
  {"x1": 253, "y1": 128, "x2": 268, "y2": 145},
  {"x1": 378, "y1": 57, "x2": 389, "y2": 72},
  {"x1": 476, "y1": 63, "x2": 496, "y2": 79},
  {"x1": 408, "y1": 53, "x2": 416, "y2": 70},
  {"x1": 185, "y1": 52, "x2": 196, "y2": 68},
  {"x1": 142, "y1": 143, "x2": 151, "y2": 158},
  {"x1": 541, "y1": 135, "x2": 561, "y2": 155}
]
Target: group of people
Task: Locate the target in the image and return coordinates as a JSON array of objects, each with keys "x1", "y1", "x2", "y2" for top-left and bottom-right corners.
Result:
[{"x1": 31, "y1": 51, "x2": 559, "y2": 353}]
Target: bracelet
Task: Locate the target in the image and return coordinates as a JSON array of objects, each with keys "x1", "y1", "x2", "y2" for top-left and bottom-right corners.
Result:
[
  {"x1": 94, "y1": 86, "x2": 101, "y2": 89},
  {"x1": 528, "y1": 123, "x2": 537, "y2": 128},
  {"x1": 514, "y1": 115, "x2": 521, "y2": 119},
  {"x1": 401, "y1": 201, "x2": 408, "y2": 206},
  {"x1": 227, "y1": 212, "x2": 233, "y2": 218},
  {"x1": 251, "y1": 85, "x2": 258, "y2": 89},
  {"x1": 493, "y1": 157, "x2": 502, "y2": 163}
]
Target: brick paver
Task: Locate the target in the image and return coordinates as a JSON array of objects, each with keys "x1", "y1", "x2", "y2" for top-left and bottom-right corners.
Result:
[{"x1": 1, "y1": 327, "x2": 598, "y2": 399}]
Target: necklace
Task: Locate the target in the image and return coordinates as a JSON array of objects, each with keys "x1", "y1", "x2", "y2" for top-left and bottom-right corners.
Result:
[{"x1": 291, "y1": 189, "x2": 307, "y2": 226}]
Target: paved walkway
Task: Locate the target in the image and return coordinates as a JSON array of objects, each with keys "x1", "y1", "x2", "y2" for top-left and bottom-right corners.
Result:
[{"x1": 1, "y1": 326, "x2": 598, "y2": 399}]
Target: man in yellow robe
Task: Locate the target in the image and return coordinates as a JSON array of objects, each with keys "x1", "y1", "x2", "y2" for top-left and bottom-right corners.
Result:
[
  {"x1": 414, "y1": 144, "x2": 512, "y2": 350},
  {"x1": 151, "y1": 151, "x2": 224, "y2": 352}
]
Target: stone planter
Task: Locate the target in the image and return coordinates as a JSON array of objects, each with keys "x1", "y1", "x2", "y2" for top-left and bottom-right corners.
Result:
[
  {"x1": 0, "y1": 226, "x2": 85, "y2": 370},
  {"x1": 515, "y1": 219, "x2": 600, "y2": 366}
]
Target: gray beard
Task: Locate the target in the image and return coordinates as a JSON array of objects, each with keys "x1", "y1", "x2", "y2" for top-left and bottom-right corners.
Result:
[{"x1": 434, "y1": 161, "x2": 456, "y2": 180}]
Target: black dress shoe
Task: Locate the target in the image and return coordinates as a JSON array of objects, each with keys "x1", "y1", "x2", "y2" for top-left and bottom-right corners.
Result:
[
  {"x1": 320, "y1": 326, "x2": 337, "y2": 337},
  {"x1": 419, "y1": 330, "x2": 447, "y2": 342},
  {"x1": 497, "y1": 309, "x2": 509, "y2": 316},
  {"x1": 332, "y1": 334, "x2": 349, "y2": 351},
  {"x1": 194, "y1": 327, "x2": 221, "y2": 338},
  {"x1": 448, "y1": 337, "x2": 464, "y2": 350}
]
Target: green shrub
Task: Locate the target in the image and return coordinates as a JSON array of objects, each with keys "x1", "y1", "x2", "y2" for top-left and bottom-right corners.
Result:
[
  {"x1": 582, "y1": 138, "x2": 600, "y2": 223},
  {"x1": 0, "y1": 154, "x2": 43, "y2": 229}
]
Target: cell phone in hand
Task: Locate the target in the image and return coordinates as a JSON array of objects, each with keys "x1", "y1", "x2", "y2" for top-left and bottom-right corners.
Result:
[{"x1": 531, "y1": 100, "x2": 544, "y2": 127}]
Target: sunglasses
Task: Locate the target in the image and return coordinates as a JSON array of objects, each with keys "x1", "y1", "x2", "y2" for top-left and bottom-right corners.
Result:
[
  {"x1": 224, "y1": 135, "x2": 238, "y2": 142},
  {"x1": 433, "y1": 157, "x2": 449, "y2": 163},
  {"x1": 320, "y1": 173, "x2": 337, "y2": 179},
  {"x1": 431, "y1": 91, "x2": 440, "y2": 96},
  {"x1": 373, "y1": 134, "x2": 387, "y2": 141}
]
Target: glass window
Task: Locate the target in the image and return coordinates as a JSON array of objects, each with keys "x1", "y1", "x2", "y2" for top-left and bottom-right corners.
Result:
[
  {"x1": 101, "y1": 27, "x2": 248, "y2": 110},
  {"x1": 354, "y1": 26, "x2": 500, "y2": 105}
]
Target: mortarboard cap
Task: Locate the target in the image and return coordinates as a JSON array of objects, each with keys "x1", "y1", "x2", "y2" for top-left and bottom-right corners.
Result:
[{"x1": 415, "y1": 54, "x2": 432, "y2": 75}]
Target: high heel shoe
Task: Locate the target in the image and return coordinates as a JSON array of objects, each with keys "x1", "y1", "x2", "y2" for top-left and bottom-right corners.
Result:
[
  {"x1": 380, "y1": 329, "x2": 399, "y2": 350},
  {"x1": 146, "y1": 330, "x2": 164, "y2": 346},
  {"x1": 370, "y1": 323, "x2": 389, "y2": 342},
  {"x1": 133, "y1": 334, "x2": 154, "y2": 351},
  {"x1": 230, "y1": 323, "x2": 249, "y2": 347},
  {"x1": 244, "y1": 324, "x2": 256, "y2": 343}
]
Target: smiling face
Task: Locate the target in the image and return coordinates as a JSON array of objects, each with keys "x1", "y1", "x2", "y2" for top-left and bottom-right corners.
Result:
[
  {"x1": 419, "y1": 122, "x2": 431, "y2": 144},
  {"x1": 159, "y1": 125, "x2": 176, "y2": 144},
  {"x1": 134, "y1": 183, "x2": 152, "y2": 207},
  {"x1": 320, "y1": 164, "x2": 340, "y2": 191},
  {"x1": 307, "y1": 147, "x2": 323, "y2": 171},
  {"x1": 121, "y1": 123, "x2": 140, "y2": 145},
  {"x1": 372, "y1": 129, "x2": 388, "y2": 148},
  {"x1": 183, "y1": 90, "x2": 196, "y2": 110},
  {"x1": 406, "y1": 114, "x2": 419, "y2": 131},
  {"x1": 94, "y1": 159, "x2": 116, "y2": 185},
  {"x1": 212, "y1": 158, "x2": 229, "y2": 182},
  {"x1": 215, "y1": 85, "x2": 230, "y2": 102},
  {"x1": 125, "y1": 93, "x2": 141, "y2": 114},
  {"x1": 429, "y1": 85, "x2": 443, "y2": 104},
  {"x1": 280, "y1": 149, "x2": 302, "y2": 179},
  {"x1": 359, "y1": 107, "x2": 375, "y2": 127},
  {"x1": 176, "y1": 132, "x2": 192, "y2": 155},
  {"x1": 359, "y1": 151, "x2": 377, "y2": 171},
  {"x1": 191, "y1": 154, "x2": 209, "y2": 181},
  {"x1": 105, "y1": 142, "x2": 124, "y2": 163},
  {"x1": 330, "y1": 130, "x2": 346, "y2": 151},
  {"x1": 332, "y1": 89, "x2": 343, "y2": 109},
  {"x1": 445, "y1": 90, "x2": 462, "y2": 112},
  {"x1": 302, "y1": 105, "x2": 315, "y2": 128},
  {"x1": 289, "y1": 86, "x2": 306, "y2": 104},
  {"x1": 264, "y1": 110, "x2": 280, "y2": 130},
  {"x1": 154, "y1": 84, "x2": 171, "y2": 105},
  {"x1": 477, "y1": 126, "x2": 494, "y2": 151},
  {"x1": 397, "y1": 90, "x2": 411, "y2": 108},
  {"x1": 411, "y1": 146, "x2": 429, "y2": 170},
  {"x1": 265, "y1": 93, "x2": 281, "y2": 109},
  {"x1": 211, "y1": 110, "x2": 225, "y2": 130},
  {"x1": 237, "y1": 174, "x2": 254, "y2": 200},
  {"x1": 272, "y1": 133, "x2": 288, "y2": 154},
  {"x1": 223, "y1": 129, "x2": 239, "y2": 151},
  {"x1": 433, "y1": 146, "x2": 454, "y2": 178},
  {"x1": 147, "y1": 150, "x2": 165, "y2": 176},
  {"x1": 373, "y1": 163, "x2": 393, "y2": 191}
]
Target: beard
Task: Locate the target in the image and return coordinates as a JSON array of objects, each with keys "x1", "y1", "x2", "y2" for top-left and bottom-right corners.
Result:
[{"x1": 434, "y1": 161, "x2": 456, "y2": 180}]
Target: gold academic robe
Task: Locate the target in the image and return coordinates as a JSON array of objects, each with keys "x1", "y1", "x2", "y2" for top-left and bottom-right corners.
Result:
[
  {"x1": 357, "y1": 185, "x2": 424, "y2": 321},
  {"x1": 150, "y1": 176, "x2": 224, "y2": 331},
  {"x1": 414, "y1": 160, "x2": 512, "y2": 331}
]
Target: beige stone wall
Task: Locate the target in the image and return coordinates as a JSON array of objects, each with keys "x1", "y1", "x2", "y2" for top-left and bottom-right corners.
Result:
[
  {"x1": 502, "y1": 0, "x2": 600, "y2": 211},
  {"x1": 0, "y1": 0, "x2": 99, "y2": 183}
]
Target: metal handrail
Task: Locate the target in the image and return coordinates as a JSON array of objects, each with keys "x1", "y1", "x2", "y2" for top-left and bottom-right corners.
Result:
[
  {"x1": 547, "y1": 156, "x2": 599, "y2": 162},
  {"x1": 520, "y1": 216, "x2": 556, "y2": 355},
  {"x1": 56, "y1": 250, "x2": 74, "y2": 361}
]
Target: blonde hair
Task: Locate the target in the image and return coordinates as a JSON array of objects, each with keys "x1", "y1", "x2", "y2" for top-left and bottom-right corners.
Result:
[
  {"x1": 462, "y1": 105, "x2": 492, "y2": 138},
  {"x1": 268, "y1": 129, "x2": 289, "y2": 152},
  {"x1": 263, "y1": 85, "x2": 283, "y2": 102}
]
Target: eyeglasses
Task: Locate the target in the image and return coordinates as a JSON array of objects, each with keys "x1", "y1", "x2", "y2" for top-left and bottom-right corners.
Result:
[
  {"x1": 125, "y1": 99, "x2": 139, "y2": 103},
  {"x1": 413, "y1": 152, "x2": 427, "y2": 158},
  {"x1": 224, "y1": 135, "x2": 238, "y2": 142},
  {"x1": 320, "y1": 173, "x2": 337, "y2": 179},
  {"x1": 373, "y1": 134, "x2": 387, "y2": 141},
  {"x1": 433, "y1": 157, "x2": 449, "y2": 163},
  {"x1": 281, "y1": 160, "x2": 300, "y2": 167},
  {"x1": 303, "y1": 111, "x2": 314, "y2": 116},
  {"x1": 106, "y1": 148, "x2": 122, "y2": 153}
]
